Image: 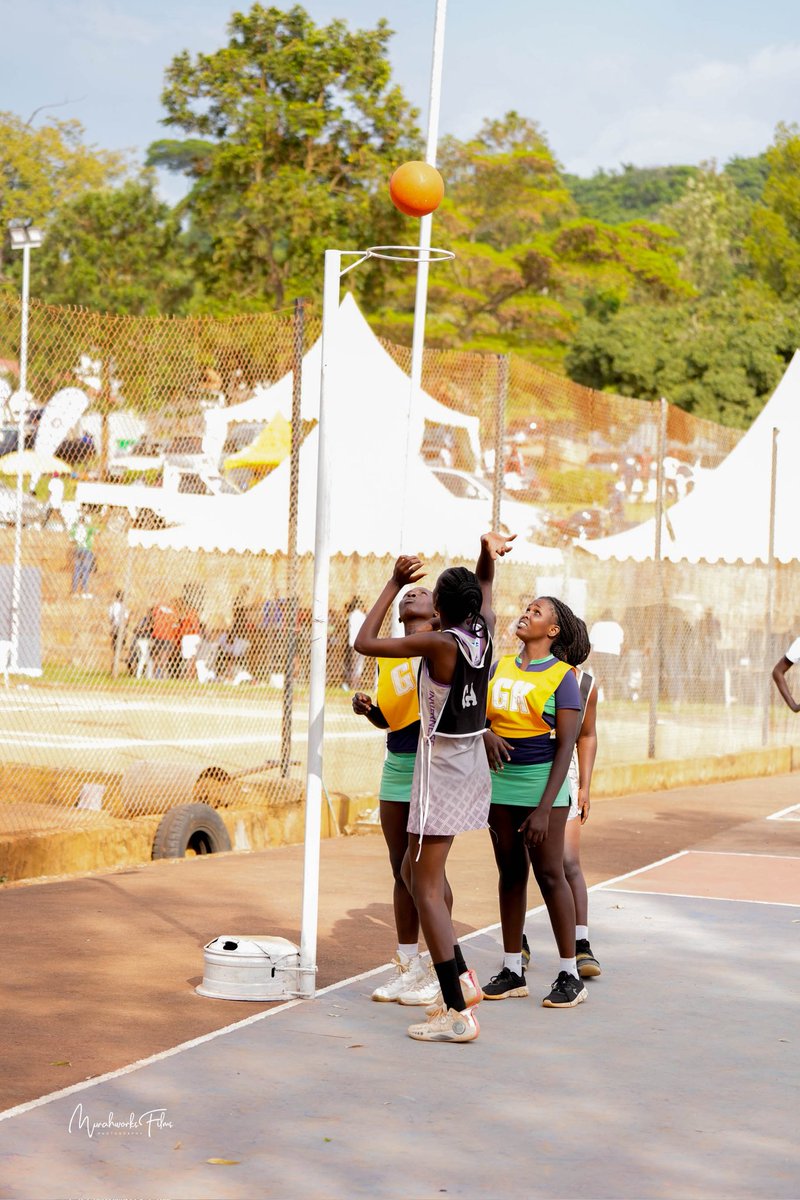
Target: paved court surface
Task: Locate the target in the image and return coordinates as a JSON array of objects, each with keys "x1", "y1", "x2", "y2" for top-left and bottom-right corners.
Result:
[{"x1": 0, "y1": 775, "x2": 798, "y2": 1199}]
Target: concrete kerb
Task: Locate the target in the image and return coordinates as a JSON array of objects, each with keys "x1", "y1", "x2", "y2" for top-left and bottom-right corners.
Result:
[{"x1": 0, "y1": 744, "x2": 798, "y2": 884}]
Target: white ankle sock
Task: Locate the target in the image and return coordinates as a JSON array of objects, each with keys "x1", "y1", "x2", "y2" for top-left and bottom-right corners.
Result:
[
  {"x1": 503, "y1": 953, "x2": 523, "y2": 975},
  {"x1": 576, "y1": 926, "x2": 589, "y2": 941},
  {"x1": 559, "y1": 957, "x2": 579, "y2": 979},
  {"x1": 398, "y1": 944, "x2": 419, "y2": 961}
]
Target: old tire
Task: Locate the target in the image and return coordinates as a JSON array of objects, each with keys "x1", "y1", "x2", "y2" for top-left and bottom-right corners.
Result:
[{"x1": 152, "y1": 802, "x2": 231, "y2": 860}]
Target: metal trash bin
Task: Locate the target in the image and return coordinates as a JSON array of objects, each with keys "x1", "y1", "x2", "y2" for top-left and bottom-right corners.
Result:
[
  {"x1": 119, "y1": 760, "x2": 232, "y2": 817},
  {"x1": 196, "y1": 935, "x2": 301, "y2": 1001}
]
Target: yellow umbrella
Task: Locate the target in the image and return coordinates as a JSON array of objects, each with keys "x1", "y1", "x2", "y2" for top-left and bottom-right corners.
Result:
[
  {"x1": 0, "y1": 449, "x2": 72, "y2": 475},
  {"x1": 224, "y1": 413, "x2": 292, "y2": 471}
]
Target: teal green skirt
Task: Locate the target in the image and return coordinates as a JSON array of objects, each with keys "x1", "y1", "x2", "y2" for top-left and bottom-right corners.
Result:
[
  {"x1": 490, "y1": 761, "x2": 571, "y2": 808},
  {"x1": 379, "y1": 750, "x2": 415, "y2": 803}
]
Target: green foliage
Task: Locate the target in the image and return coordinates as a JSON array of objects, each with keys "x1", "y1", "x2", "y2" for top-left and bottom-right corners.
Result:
[
  {"x1": 563, "y1": 164, "x2": 698, "y2": 224},
  {"x1": 153, "y1": 2, "x2": 419, "y2": 310},
  {"x1": 565, "y1": 286, "x2": 799, "y2": 428},
  {"x1": 36, "y1": 175, "x2": 192, "y2": 315},
  {"x1": 536, "y1": 466, "x2": 611, "y2": 506},
  {"x1": 724, "y1": 154, "x2": 769, "y2": 203},
  {"x1": 747, "y1": 124, "x2": 800, "y2": 299},
  {"x1": 660, "y1": 164, "x2": 752, "y2": 295},
  {"x1": 0, "y1": 111, "x2": 124, "y2": 283}
]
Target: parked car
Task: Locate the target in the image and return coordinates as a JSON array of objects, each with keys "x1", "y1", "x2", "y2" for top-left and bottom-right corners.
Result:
[
  {"x1": 108, "y1": 437, "x2": 166, "y2": 478},
  {"x1": 542, "y1": 507, "x2": 609, "y2": 544},
  {"x1": 430, "y1": 468, "x2": 550, "y2": 542},
  {"x1": 0, "y1": 483, "x2": 47, "y2": 527}
]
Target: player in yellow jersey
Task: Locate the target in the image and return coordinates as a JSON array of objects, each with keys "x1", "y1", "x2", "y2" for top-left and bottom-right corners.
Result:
[
  {"x1": 352, "y1": 575, "x2": 446, "y2": 1003},
  {"x1": 482, "y1": 596, "x2": 591, "y2": 1009}
]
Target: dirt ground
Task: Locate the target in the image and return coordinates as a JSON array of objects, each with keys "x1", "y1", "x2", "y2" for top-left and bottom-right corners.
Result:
[{"x1": 2, "y1": 771, "x2": 797, "y2": 1113}]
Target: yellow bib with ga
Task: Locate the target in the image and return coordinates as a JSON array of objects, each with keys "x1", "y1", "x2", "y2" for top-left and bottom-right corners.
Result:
[
  {"x1": 487, "y1": 655, "x2": 572, "y2": 738},
  {"x1": 376, "y1": 657, "x2": 420, "y2": 732}
]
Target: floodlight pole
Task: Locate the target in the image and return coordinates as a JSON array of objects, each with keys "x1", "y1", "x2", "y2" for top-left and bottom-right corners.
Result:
[{"x1": 10, "y1": 241, "x2": 33, "y2": 672}]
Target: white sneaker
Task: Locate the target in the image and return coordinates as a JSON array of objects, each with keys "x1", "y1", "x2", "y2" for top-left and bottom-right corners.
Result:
[
  {"x1": 407, "y1": 1005, "x2": 480, "y2": 1043},
  {"x1": 397, "y1": 961, "x2": 441, "y2": 1006},
  {"x1": 371, "y1": 952, "x2": 427, "y2": 1003}
]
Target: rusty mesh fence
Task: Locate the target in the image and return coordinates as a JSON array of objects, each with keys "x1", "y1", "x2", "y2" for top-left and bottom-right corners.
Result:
[{"x1": 0, "y1": 290, "x2": 792, "y2": 880}]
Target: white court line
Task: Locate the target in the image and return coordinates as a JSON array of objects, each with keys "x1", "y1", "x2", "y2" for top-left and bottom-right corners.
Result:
[
  {"x1": 603, "y1": 886, "x2": 800, "y2": 909},
  {"x1": 681, "y1": 849, "x2": 800, "y2": 861},
  {"x1": 0, "y1": 848, "x2": 693, "y2": 1125},
  {"x1": 0, "y1": 728, "x2": 382, "y2": 752},
  {"x1": 766, "y1": 801, "x2": 800, "y2": 822}
]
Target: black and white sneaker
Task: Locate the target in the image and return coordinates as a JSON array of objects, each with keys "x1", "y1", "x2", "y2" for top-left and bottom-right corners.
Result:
[
  {"x1": 542, "y1": 970, "x2": 588, "y2": 1008},
  {"x1": 576, "y1": 938, "x2": 602, "y2": 978},
  {"x1": 482, "y1": 967, "x2": 529, "y2": 1000},
  {"x1": 521, "y1": 933, "x2": 531, "y2": 971}
]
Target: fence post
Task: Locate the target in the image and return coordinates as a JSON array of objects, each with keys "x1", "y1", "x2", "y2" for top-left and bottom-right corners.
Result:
[
  {"x1": 492, "y1": 355, "x2": 508, "y2": 533},
  {"x1": 281, "y1": 297, "x2": 305, "y2": 777},
  {"x1": 647, "y1": 397, "x2": 668, "y2": 759},
  {"x1": 761, "y1": 427, "x2": 779, "y2": 747}
]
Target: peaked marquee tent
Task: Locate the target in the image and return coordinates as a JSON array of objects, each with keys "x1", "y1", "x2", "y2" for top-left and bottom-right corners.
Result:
[
  {"x1": 582, "y1": 351, "x2": 800, "y2": 564},
  {"x1": 202, "y1": 293, "x2": 482, "y2": 470},
  {"x1": 131, "y1": 296, "x2": 561, "y2": 565}
]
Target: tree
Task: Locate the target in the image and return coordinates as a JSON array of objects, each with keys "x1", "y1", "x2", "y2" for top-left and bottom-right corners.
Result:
[
  {"x1": 661, "y1": 163, "x2": 751, "y2": 295},
  {"x1": 149, "y1": 3, "x2": 419, "y2": 310},
  {"x1": 0, "y1": 111, "x2": 124, "y2": 283},
  {"x1": 565, "y1": 287, "x2": 799, "y2": 428},
  {"x1": 36, "y1": 175, "x2": 192, "y2": 315},
  {"x1": 373, "y1": 116, "x2": 689, "y2": 365},
  {"x1": 563, "y1": 164, "x2": 698, "y2": 224},
  {"x1": 747, "y1": 124, "x2": 800, "y2": 299}
]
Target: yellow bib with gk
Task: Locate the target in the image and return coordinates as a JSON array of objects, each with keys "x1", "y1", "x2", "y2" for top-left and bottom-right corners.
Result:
[{"x1": 487, "y1": 655, "x2": 572, "y2": 738}]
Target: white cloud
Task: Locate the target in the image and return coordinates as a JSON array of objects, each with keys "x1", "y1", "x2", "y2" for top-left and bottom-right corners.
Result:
[{"x1": 564, "y1": 43, "x2": 800, "y2": 174}]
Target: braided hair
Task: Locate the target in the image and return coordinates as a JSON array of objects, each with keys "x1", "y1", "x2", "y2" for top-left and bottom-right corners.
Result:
[
  {"x1": 542, "y1": 596, "x2": 590, "y2": 667},
  {"x1": 435, "y1": 566, "x2": 486, "y2": 636}
]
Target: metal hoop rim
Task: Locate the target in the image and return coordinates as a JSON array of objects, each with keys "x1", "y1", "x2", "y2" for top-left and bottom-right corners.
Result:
[{"x1": 365, "y1": 244, "x2": 455, "y2": 263}]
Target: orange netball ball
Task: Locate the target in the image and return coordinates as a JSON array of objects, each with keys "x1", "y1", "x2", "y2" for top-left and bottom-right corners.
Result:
[{"x1": 389, "y1": 161, "x2": 445, "y2": 218}]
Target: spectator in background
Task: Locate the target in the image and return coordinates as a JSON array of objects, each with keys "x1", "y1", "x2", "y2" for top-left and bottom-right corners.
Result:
[
  {"x1": 178, "y1": 597, "x2": 202, "y2": 679},
  {"x1": 43, "y1": 474, "x2": 65, "y2": 529},
  {"x1": 108, "y1": 589, "x2": 129, "y2": 660},
  {"x1": 128, "y1": 608, "x2": 154, "y2": 680},
  {"x1": 151, "y1": 599, "x2": 181, "y2": 678},
  {"x1": 69, "y1": 514, "x2": 97, "y2": 598},
  {"x1": 589, "y1": 610, "x2": 624, "y2": 701},
  {"x1": 343, "y1": 596, "x2": 366, "y2": 691}
]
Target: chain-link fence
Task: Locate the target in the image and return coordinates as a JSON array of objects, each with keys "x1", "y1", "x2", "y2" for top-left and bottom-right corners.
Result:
[{"x1": 0, "y1": 290, "x2": 791, "y2": 877}]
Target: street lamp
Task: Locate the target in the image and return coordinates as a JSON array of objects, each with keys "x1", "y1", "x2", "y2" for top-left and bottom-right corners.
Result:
[{"x1": 7, "y1": 219, "x2": 43, "y2": 672}]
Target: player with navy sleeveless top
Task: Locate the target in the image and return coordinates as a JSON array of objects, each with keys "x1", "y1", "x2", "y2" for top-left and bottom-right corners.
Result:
[
  {"x1": 482, "y1": 596, "x2": 591, "y2": 1008},
  {"x1": 351, "y1": 577, "x2": 453, "y2": 1003},
  {"x1": 355, "y1": 533, "x2": 513, "y2": 1043}
]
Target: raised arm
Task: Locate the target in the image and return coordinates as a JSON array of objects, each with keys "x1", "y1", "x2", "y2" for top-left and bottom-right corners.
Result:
[
  {"x1": 772, "y1": 657, "x2": 800, "y2": 713},
  {"x1": 475, "y1": 531, "x2": 515, "y2": 637},
  {"x1": 353, "y1": 556, "x2": 457, "y2": 680}
]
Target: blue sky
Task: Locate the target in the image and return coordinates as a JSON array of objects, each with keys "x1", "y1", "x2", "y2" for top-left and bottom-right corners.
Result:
[{"x1": 3, "y1": 0, "x2": 799, "y2": 196}]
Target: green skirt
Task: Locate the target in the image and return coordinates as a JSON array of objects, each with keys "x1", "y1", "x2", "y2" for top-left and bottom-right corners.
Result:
[
  {"x1": 379, "y1": 750, "x2": 415, "y2": 803},
  {"x1": 490, "y1": 761, "x2": 571, "y2": 808}
]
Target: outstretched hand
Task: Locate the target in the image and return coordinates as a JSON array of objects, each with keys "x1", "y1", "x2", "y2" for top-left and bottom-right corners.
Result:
[
  {"x1": 392, "y1": 555, "x2": 427, "y2": 587},
  {"x1": 481, "y1": 531, "x2": 516, "y2": 560}
]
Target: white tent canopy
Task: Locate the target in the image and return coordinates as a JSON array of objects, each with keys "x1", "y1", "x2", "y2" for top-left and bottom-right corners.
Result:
[
  {"x1": 132, "y1": 297, "x2": 561, "y2": 565},
  {"x1": 582, "y1": 351, "x2": 800, "y2": 564},
  {"x1": 202, "y1": 293, "x2": 482, "y2": 469}
]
